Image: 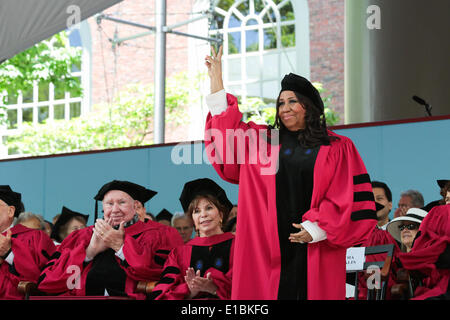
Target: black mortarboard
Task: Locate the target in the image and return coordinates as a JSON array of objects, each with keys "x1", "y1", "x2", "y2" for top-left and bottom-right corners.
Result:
[
  {"x1": 93, "y1": 180, "x2": 157, "y2": 220},
  {"x1": 156, "y1": 209, "x2": 173, "y2": 222},
  {"x1": 279, "y1": 73, "x2": 324, "y2": 112},
  {"x1": 0, "y1": 185, "x2": 22, "y2": 217},
  {"x1": 51, "y1": 206, "x2": 89, "y2": 243},
  {"x1": 437, "y1": 179, "x2": 449, "y2": 189},
  {"x1": 179, "y1": 178, "x2": 233, "y2": 213},
  {"x1": 375, "y1": 202, "x2": 385, "y2": 212}
]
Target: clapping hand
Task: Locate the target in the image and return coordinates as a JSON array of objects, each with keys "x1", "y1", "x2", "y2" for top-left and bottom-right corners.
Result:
[{"x1": 185, "y1": 267, "x2": 218, "y2": 298}]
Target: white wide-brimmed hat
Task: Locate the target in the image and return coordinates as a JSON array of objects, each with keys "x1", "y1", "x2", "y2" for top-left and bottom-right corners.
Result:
[{"x1": 386, "y1": 208, "x2": 428, "y2": 242}]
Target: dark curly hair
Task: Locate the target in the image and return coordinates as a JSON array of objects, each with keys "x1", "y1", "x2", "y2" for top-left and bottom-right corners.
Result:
[{"x1": 273, "y1": 91, "x2": 339, "y2": 148}]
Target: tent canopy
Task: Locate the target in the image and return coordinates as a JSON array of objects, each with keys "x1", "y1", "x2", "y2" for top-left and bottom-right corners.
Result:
[{"x1": 0, "y1": 0, "x2": 122, "y2": 64}]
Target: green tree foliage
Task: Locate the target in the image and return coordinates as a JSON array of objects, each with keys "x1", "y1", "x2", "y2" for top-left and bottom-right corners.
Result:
[
  {"x1": 0, "y1": 32, "x2": 82, "y2": 124},
  {"x1": 5, "y1": 73, "x2": 193, "y2": 156}
]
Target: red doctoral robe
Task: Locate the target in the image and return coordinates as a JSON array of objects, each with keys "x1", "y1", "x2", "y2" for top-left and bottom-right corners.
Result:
[
  {"x1": 38, "y1": 220, "x2": 183, "y2": 299},
  {"x1": 0, "y1": 224, "x2": 56, "y2": 299},
  {"x1": 152, "y1": 232, "x2": 234, "y2": 300},
  {"x1": 204, "y1": 93, "x2": 377, "y2": 300},
  {"x1": 399, "y1": 204, "x2": 450, "y2": 300}
]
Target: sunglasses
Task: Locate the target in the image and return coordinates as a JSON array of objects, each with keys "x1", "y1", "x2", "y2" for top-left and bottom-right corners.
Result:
[{"x1": 398, "y1": 223, "x2": 419, "y2": 231}]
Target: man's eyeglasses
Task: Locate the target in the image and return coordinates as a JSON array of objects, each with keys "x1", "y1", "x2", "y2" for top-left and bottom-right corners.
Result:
[{"x1": 398, "y1": 223, "x2": 419, "y2": 231}]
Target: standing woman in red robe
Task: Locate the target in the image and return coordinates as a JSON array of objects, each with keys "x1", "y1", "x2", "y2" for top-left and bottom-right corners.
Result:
[
  {"x1": 204, "y1": 46, "x2": 377, "y2": 300},
  {"x1": 151, "y1": 178, "x2": 234, "y2": 300}
]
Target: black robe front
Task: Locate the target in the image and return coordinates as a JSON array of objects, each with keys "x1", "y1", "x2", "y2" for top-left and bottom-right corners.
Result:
[{"x1": 276, "y1": 129, "x2": 320, "y2": 300}]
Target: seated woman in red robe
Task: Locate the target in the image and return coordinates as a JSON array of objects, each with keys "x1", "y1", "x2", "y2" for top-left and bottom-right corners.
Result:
[
  {"x1": 399, "y1": 204, "x2": 450, "y2": 300},
  {"x1": 38, "y1": 180, "x2": 183, "y2": 299},
  {"x1": 203, "y1": 46, "x2": 377, "y2": 300},
  {"x1": 150, "y1": 178, "x2": 234, "y2": 300},
  {"x1": 0, "y1": 185, "x2": 56, "y2": 299}
]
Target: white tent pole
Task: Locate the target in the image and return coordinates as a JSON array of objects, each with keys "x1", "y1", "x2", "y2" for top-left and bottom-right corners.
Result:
[{"x1": 154, "y1": 0, "x2": 166, "y2": 144}]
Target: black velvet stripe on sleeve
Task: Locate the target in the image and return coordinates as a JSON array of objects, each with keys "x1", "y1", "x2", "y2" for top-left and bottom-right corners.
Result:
[
  {"x1": 161, "y1": 266, "x2": 181, "y2": 277},
  {"x1": 50, "y1": 252, "x2": 61, "y2": 260},
  {"x1": 41, "y1": 249, "x2": 51, "y2": 260},
  {"x1": 353, "y1": 173, "x2": 371, "y2": 185},
  {"x1": 156, "y1": 249, "x2": 171, "y2": 255},
  {"x1": 351, "y1": 209, "x2": 377, "y2": 221},
  {"x1": 148, "y1": 290, "x2": 163, "y2": 300},
  {"x1": 154, "y1": 254, "x2": 167, "y2": 266},
  {"x1": 353, "y1": 191, "x2": 375, "y2": 202},
  {"x1": 158, "y1": 277, "x2": 175, "y2": 284}
]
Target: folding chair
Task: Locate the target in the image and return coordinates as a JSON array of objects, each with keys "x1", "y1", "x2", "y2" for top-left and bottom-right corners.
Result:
[{"x1": 346, "y1": 244, "x2": 395, "y2": 300}]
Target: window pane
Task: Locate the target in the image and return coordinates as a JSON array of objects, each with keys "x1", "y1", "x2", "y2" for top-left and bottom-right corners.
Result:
[
  {"x1": 70, "y1": 102, "x2": 81, "y2": 119},
  {"x1": 7, "y1": 109, "x2": 17, "y2": 129},
  {"x1": 22, "y1": 86, "x2": 33, "y2": 103},
  {"x1": 38, "y1": 82, "x2": 50, "y2": 102},
  {"x1": 69, "y1": 77, "x2": 82, "y2": 97},
  {"x1": 227, "y1": 58, "x2": 241, "y2": 81},
  {"x1": 22, "y1": 108, "x2": 33, "y2": 123},
  {"x1": 246, "y1": 56, "x2": 260, "y2": 78},
  {"x1": 228, "y1": 32, "x2": 241, "y2": 54},
  {"x1": 246, "y1": 29, "x2": 259, "y2": 52},
  {"x1": 247, "y1": 18, "x2": 258, "y2": 26},
  {"x1": 262, "y1": 7, "x2": 276, "y2": 24},
  {"x1": 264, "y1": 28, "x2": 277, "y2": 50},
  {"x1": 54, "y1": 104, "x2": 65, "y2": 120},
  {"x1": 228, "y1": 13, "x2": 242, "y2": 28},
  {"x1": 281, "y1": 24, "x2": 295, "y2": 47},
  {"x1": 38, "y1": 106, "x2": 49, "y2": 123},
  {"x1": 5, "y1": 93, "x2": 18, "y2": 105},
  {"x1": 54, "y1": 81, "x2": 66, "y2": 100},
  {"x1": 279, "y1": 1, "x2": 295, "y2": 21}
]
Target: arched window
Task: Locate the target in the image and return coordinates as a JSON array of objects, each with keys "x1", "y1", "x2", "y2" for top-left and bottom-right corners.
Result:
[{"x1": 210, "y1": 0, "x2": 297, "y2": 103}]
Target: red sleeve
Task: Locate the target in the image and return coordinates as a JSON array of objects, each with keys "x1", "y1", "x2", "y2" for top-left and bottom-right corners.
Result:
[
  {"x1": 121, "y1": 229, "x2": 177, "y2": 282},
  {"x1": 0, "y1": 230, "x2": 56, "y2": 299},
  {"x1": 204, "y1": 93, "x2": 269, "y2": 184},
  {"x1": 38, "y1": 228, "x2": 91, "y2": 294},
  {"x1": 151, "y1": 247, "x2": 190, "y2": 300},
  {"x1": 10, "y1": 230, "x2": 56, "y2": 282},
  {"x1": 303, "y1": 137, "x2": 378, "y2": 248}
]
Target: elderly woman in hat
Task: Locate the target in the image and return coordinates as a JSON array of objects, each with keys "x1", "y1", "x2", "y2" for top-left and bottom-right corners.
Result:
[
  {"x1": 387, "y1": 207, "x2": 428, "y2": 253},
  {"x1": 0, "y1": 185, "x2": 56, "y2": 299},
  {"x1": 38, "y1": 180, "x2": 183, "y2": 299},
  {"x1": 203, "y1": 46, "x2": 377, "y2": 300},
  {"x1": 151, "y1": 178, "x2": 234, "y2": 300}
]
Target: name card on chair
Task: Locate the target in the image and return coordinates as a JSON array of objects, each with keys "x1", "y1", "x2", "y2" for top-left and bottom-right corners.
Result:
[{"x1": 346, "y1": 247, "x2": 366, "y2": 271}]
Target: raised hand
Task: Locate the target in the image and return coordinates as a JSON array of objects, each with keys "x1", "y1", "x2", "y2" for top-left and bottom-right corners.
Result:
[{"x1": 205, "y1": 45, "x2": 224, "y2": 94}]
